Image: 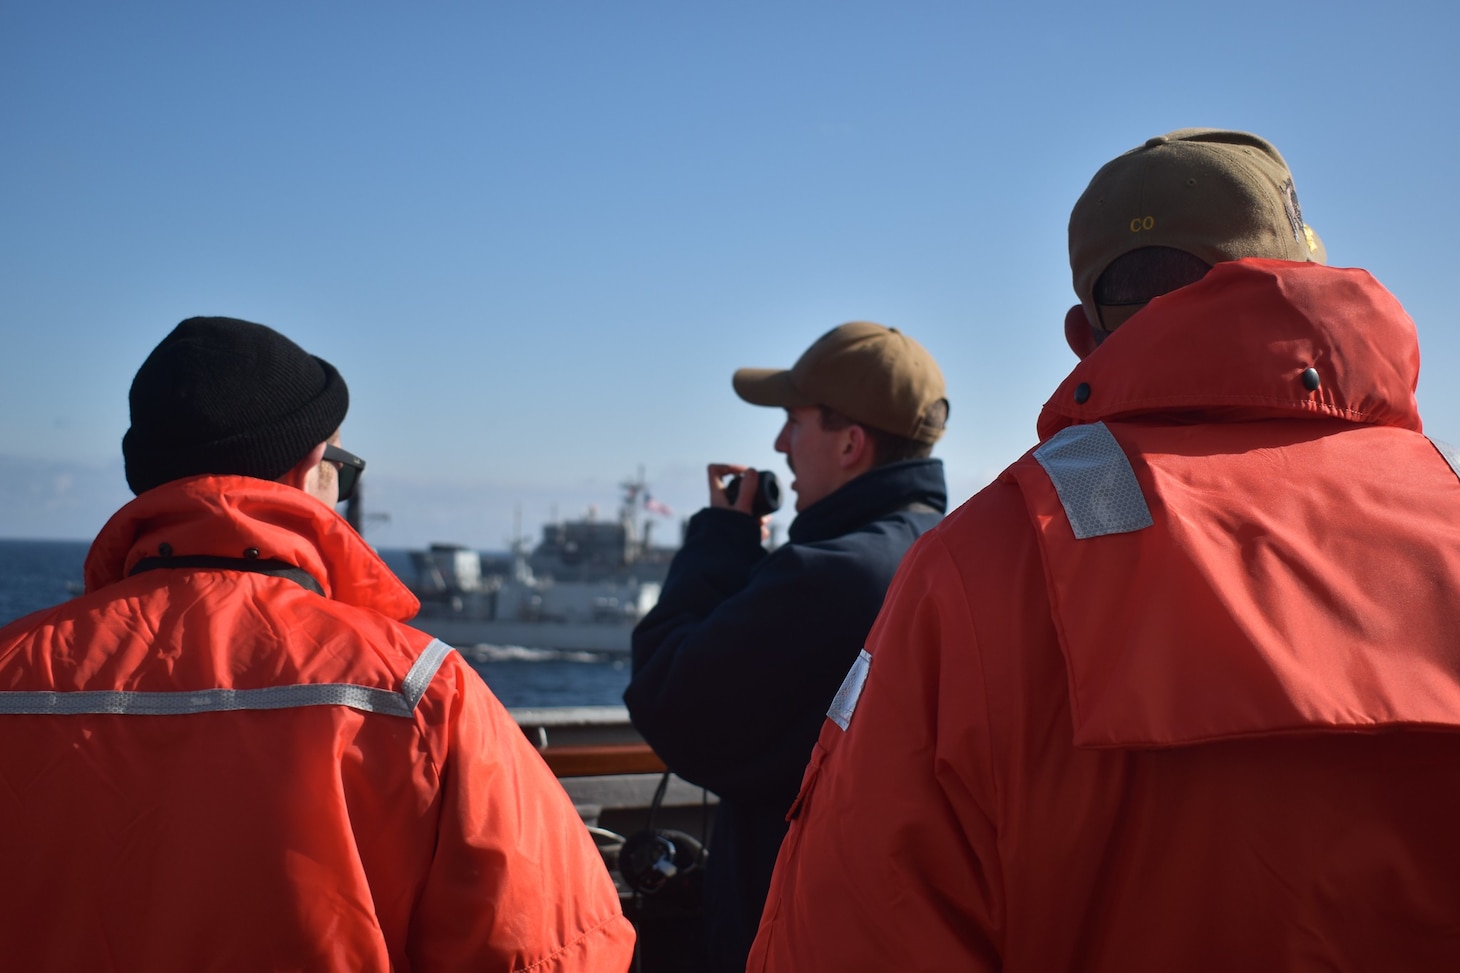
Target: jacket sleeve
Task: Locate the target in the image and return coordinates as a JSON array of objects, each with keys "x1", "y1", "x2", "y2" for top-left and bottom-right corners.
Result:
[
  {"x1": 747, "y1": 530, "x2": 1004, "y2": 972},
  {"x1": 624, "y1": 507, "x2": 889, "y2": 805},
  {"x1": 408, "y1": 654, "x2": 637, "y2": 972}
]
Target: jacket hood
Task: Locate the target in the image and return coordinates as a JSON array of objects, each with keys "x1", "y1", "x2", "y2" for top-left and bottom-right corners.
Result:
[
  {"x1": 1011, "y1": 262, "x2": 1460, "y2": 748},
  {"x1": 83, "y1": 476, "x2": 420, "y2": 621},
  {"x1": 1038, "y1": 259, "x2": 1421, "y2": 442}
]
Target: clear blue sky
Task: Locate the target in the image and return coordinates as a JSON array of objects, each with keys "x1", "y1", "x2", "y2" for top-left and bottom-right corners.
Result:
[{"x1": 3, "y1": 1, "x2": 1457, "y2": 551}]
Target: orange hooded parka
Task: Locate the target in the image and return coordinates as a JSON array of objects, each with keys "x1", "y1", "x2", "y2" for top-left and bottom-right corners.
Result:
[
  {"x1": 0, "y1": 477, "x2": 635, "y2": 971},
  {"x1": 750, "y1": 260, "x2": 1460, "y2": 972}
]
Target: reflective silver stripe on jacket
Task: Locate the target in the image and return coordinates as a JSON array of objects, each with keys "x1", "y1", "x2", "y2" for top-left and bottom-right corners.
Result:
[
  {"x1": 0, "y1": 638, "x2": 455, "y2": 718},
  {"x1": 1430, "y1": 438, "x2": 1460, "y2": 483},
  {"x1": 1033, "y1": 422, "x2": 1153, "y2": 540}
]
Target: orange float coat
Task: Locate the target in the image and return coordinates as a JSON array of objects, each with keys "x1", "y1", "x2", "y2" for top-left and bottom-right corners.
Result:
[
  {"x1": 0, "y1": 477, "x2": 635, "y2": 972},
  {"x1": 750, "y1": 260, "x2": 1460, "y2": 971}
]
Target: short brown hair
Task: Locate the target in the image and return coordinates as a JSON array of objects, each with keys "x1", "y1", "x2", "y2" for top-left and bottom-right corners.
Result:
[
  {"x1": 1090, "y1": 246, "x2": 1212, "y2": 332},
  {"x1": 819, "y1": 405, "x2": 935, "y2": 467}
]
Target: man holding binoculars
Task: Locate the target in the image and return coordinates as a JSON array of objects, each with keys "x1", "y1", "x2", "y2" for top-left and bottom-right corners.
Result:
[{"x1": 624, "y1": 321, "x2": 950, "y2": 973}]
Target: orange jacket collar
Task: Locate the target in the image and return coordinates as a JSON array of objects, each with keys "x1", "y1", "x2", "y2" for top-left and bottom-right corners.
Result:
[
  {"x1": 83, "y1": 476, "x2": 419, "y2": 621},
  {"x1": 1039, "y1": 260, "x2": 1422, "y2": 441}
]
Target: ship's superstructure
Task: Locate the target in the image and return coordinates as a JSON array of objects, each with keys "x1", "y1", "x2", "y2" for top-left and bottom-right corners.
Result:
[{"x1": 407, "y1": 470, "x2": 680, "y2": 652}]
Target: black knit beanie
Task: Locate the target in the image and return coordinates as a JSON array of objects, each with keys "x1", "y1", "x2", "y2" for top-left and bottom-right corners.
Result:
[{"x1": 122, "y1": 316, "x2": 350, "y2": 495}]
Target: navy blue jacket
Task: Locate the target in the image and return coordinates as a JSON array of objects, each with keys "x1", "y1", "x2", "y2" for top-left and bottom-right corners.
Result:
[{"x1": 625, "y1": 458, "x2": 947, "y2": 972}]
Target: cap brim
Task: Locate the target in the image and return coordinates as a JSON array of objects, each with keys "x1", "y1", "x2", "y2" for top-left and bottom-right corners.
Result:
[{"x1": 732, "y1": 368, "x2": 817, "y2": 408}]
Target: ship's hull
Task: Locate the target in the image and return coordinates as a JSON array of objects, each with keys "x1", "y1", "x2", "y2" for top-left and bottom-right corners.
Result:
[{"x1": 412, "y1": 614, "x2": 636, "y2": 653}]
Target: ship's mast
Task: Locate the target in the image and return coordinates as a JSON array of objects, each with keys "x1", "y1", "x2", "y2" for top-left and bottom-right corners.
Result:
[
  {"x1": 619, "y1": 464, "x2": 650, "y2": 558},
  {"x1": 509, "y1": 504, "x2": 530, "y2": 557},
  {"x1": 343, "y1": 484, "x2": 389, "y2": 538},
  {"x1": 345, "y1": 488, "x2": 362, "y2": 533}
]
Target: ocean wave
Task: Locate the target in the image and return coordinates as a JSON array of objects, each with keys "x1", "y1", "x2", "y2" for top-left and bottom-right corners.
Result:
[{"x1": 456, "y1": 643, "x2": 615, "y2": 665}]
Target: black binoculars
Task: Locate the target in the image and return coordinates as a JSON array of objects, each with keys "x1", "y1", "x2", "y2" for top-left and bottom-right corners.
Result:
[{"x1": 724, "y1": 470, "x2": 783, "y2": 517}]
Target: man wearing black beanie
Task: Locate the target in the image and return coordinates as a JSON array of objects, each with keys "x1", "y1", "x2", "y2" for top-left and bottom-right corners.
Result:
[
  {"x1": 0, "y1": 317, "x2": 635, "y2": 971},
  {"x1": 122, "y1": 316, "x2": 354, "y2": 495}
]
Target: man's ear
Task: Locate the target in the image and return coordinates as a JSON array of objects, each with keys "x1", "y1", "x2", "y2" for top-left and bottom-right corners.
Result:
[
  {"x1": 278, "y1": 441, "x2": 328, "y2": 491},
  {"x1": 1064, "y1": 304, "x2": 1100, "y2": 360},
  {"x1": 839, "y1": 424, "x2": 873, "y2": 472}
]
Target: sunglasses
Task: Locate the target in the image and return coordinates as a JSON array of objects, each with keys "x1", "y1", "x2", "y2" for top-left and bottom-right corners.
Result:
[{"x1": 322, "y1": 444, "x2": 366, "y2": 503}]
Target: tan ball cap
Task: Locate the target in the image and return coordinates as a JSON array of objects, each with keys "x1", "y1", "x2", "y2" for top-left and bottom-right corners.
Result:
[
  {"x1": 1069, "y1": 128, "x2": 1327, "y2": 329},
  {"x1": 732, "y1": 321, "x2": 948, "y2": 445}
]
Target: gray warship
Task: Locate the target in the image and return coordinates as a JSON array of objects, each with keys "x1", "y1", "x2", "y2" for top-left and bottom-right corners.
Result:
[{"x1": 404, "y1": 471, "x2": 680, "y2": 653}]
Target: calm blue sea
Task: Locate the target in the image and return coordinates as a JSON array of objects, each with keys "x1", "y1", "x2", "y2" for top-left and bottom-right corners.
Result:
[{"x1": 0, "y1": 539, "x2": 631, "y2": 708}]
